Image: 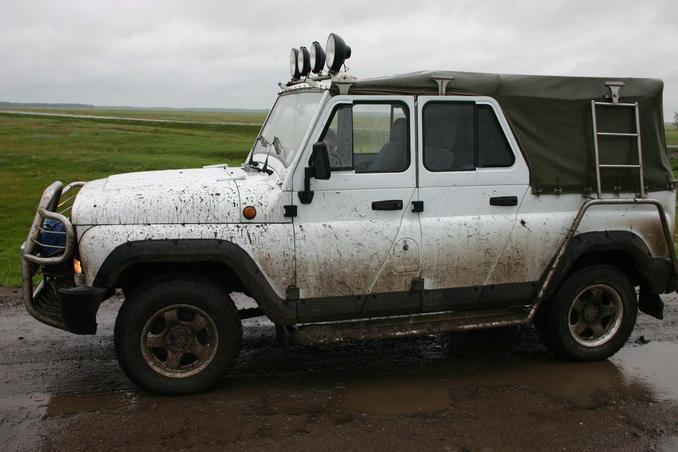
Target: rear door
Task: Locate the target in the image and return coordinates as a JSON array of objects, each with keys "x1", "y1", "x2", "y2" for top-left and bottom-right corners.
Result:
[{"x1": 416, "y1": 96, "x2": 530, "y2": 312}]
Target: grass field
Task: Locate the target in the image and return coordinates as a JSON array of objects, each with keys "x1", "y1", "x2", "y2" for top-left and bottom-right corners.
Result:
[
  {"x1": 0, "y1": 107, "x2": 267, "y2": 125},
  {"x1": 667, "y1": 127, "x2": 678, "y2": 147},
  {"x1": 0, "y1": 112, "x2": 258, "y2": 286},
  {"x1": 0, "y1": 111, "x2": 677, "y2": 287}
]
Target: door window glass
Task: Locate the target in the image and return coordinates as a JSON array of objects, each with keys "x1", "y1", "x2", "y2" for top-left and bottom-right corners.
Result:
[
  {"x1": 422, "y1": 103, "x2": 475, "y2": 171},
  {"x1": 321, "y1": 103, "x2": 409, "y2": 173},
  {"x1": 478, "y1": 104, "x2": 515, "y2": 167},
  {"x1": 422, "y1": 102, "x2": 515, "y2": 171}
]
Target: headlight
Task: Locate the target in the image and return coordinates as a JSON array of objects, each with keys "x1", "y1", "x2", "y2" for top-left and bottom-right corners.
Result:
[
  {"x1": 325, "y1": 33, "x2": 351, "y2": 73},
  {"x1": 290, "y1": 48, "x2": 301, "y2": 79},
  {"x1": 309, "y1": 41, "x2": 326, "y2": 74},
  {"x1": 297, "y1": 46, "x2": 311, "y2": 77}
]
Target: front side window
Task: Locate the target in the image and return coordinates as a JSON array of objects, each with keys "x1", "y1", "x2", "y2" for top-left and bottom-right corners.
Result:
[
  {"x1": 321, "y1": 103, "x2": 409, "y2": 173},
  {"x1": 423, "y1": 102, "x2": 514, "y2": 172}
]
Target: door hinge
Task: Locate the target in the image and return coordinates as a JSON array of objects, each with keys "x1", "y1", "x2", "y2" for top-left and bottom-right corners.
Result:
[
  {"x1": 411, "y1": 201, "x2": 424, "y2": 213},
  {"x1": 283, "y1": 205, "x2": 297, "y2": 217}
]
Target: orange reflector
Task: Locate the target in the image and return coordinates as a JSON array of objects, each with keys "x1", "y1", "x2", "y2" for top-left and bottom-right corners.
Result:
[
  {"x1": 243, "y1": 206, "x2": 257, "y2": 220},
  {"x1": 73, "y1": 258, "x2": 82, "y2": 274}
]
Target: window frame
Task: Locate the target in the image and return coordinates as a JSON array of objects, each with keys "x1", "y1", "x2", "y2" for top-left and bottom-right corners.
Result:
[{"x1": 319, "y1": 100, "x2": 411, "y2": 174}]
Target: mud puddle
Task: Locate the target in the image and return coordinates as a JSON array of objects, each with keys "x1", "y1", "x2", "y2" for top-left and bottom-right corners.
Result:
[
  {"x1": 24, "y1": 341, "x2": 676, "y2": 419},
  {"x1": 3, "y1": 288, "x2": 678, "y2": 450},
  {"x1": 338, "y1": 341, "x2": 678, "y2": 415}
]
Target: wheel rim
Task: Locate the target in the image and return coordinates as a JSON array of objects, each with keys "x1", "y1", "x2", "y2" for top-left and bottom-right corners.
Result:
[
  {"x1": 140, "y1": 304, "x2": 219, "y2": 378},
  {"x1": 568, "y1": 284, "x2": 623, "y2": 348}
]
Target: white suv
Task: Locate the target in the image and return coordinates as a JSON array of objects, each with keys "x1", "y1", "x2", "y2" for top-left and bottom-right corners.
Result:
[{"x1": 21, "y1": 35, "x2": 677, "y2": 394}]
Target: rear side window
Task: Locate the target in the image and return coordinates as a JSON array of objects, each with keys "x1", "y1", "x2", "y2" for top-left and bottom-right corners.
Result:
[
  {"x1": 423, "y1": 103, "x2": 475, "y2": 171},
  {"x1": 478, "y1": 104, "x2": 514, "y2": 167},
  {"x1": 422, "y1": 102, "x2": 514, "y2": 171}
]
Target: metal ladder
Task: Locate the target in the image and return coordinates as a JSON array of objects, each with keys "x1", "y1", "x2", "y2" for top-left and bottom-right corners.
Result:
[{"x1": 591, "y1": 81, "x2": 644, "y2": 198}]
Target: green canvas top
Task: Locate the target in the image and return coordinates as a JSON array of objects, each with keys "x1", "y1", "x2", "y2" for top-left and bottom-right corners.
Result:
[{"x1": 336, "y1": 71, "x2": 672, "y2": 194}]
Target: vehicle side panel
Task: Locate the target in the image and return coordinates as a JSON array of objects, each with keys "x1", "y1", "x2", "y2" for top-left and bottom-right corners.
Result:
[{"x1": 79, "y1": 223, "x2": 295, "y2": 300}]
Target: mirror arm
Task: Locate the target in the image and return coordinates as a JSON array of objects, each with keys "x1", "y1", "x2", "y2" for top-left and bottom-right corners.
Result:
[{"x1": 298, "y1": 167, "x2": 315, "y2": 204}]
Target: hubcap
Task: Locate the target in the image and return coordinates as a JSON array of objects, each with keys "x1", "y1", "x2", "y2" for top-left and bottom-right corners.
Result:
[
  {"x1": 568, "y1": 284, "x2": 623, "y2": 347},
  {"x1": 140, "y1": 304, "x2": 219, "y2": 378}
]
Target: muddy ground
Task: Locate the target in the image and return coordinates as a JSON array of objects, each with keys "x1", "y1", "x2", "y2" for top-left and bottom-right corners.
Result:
[{"x1": 1, "y1": 287, "x2": 678, "y2": 451}]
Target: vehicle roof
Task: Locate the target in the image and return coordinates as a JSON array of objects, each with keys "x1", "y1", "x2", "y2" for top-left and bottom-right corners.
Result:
[{"x1": 337, "y1": 71, "x2": 671, "y2": 194}]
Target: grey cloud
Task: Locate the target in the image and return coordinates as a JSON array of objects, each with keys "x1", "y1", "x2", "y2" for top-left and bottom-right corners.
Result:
[{"x1": 0, "y1": 0, "x2": 676, "y2": 118}]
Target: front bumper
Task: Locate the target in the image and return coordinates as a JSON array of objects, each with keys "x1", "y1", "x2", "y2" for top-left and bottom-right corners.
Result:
[{"x1": 21, "y1": 181, "x2": 108, "y2": 334}]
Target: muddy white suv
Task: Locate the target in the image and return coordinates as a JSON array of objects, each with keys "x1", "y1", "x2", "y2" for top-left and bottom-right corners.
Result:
[{"x1": 21, "y1": 35, "x2": 677, "y2": 394}]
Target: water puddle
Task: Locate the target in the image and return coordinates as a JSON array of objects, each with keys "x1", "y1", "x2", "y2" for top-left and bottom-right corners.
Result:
[
  {"x1": 341, "y1": 378, "x2": 450, "y2": 416},
  {"x1": 339, "y1": 341, "x2": 678, "y2": 415},
  {"x1": 611, "y1": 342, "x2": 678, "y2": 402},
  {"x1": 46, "y1": 392, "x2": 131, "y2": 417}
]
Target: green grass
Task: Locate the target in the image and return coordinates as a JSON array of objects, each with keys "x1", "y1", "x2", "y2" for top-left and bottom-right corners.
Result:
[
  {"x1": 0, "y1": 113, "x2": 677, "y2": 287},
  {"x1": 0, "y1": 113, "x2": 258, "y2": 286},
  {"x1": 667, "y1": 127, "x2": 678, "y2": 147},
  {"x1": 0, "y1": 107, "x2": 267, "y2": 124}
]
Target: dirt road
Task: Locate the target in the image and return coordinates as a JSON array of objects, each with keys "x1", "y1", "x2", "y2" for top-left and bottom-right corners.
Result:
[{"x1": 1, "y1": 287, "x2": 678, "y2": 451}]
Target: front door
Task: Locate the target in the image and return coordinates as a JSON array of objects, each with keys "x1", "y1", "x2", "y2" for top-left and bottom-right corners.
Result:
[
  {"x1": 416, "y1": 96, "x2": 530, "y2": 312},
  {"x1": 293, "y1": 96, "x2": 421, "y2": 321}
]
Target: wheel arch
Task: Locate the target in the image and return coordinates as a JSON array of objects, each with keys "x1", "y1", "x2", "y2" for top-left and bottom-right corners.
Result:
[
  {"x1": 545, "y1": 231, "x2": 673, "y2": 299},
  {"x1": 93, "y1": 239, "x2": 296, "y2": 325}
]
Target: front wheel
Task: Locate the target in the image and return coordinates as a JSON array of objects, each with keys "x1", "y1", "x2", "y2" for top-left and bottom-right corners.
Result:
[
  {"x1": 538, "y1": 265, "x2": 637, "y2": 361},
  {"x1": 114, "y1": 276, "x2": 242, "y2": 395}
]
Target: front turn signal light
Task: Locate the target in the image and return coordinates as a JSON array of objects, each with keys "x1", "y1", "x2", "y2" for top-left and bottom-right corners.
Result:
[{"x1": 73, "y1": 258, "x2": 82, "y2": 274}]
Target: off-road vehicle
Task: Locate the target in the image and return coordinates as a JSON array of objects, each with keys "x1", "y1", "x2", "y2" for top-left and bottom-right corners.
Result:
[{"x1": 21, "y1": 34, "x2": 677, "y2": 394}]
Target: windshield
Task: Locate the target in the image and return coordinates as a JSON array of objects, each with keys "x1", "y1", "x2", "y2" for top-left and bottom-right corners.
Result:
[{"x1": 250, "y1": 91, "x2": 322, "y2": 167}]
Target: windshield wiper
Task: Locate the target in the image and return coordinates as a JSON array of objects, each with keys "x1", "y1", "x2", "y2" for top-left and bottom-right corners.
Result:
[
  {"x1": 261, "y1": 136, "x2": 284, "y2": 175},
  {"x1": 246, "y1": 135, "x2": 270, "y2": 168},
  {"x1": 256, "y1": 135, "x2": 271, "y2": 148}
]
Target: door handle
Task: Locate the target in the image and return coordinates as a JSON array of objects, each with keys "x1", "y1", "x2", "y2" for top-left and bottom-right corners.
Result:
[
  {"x1": 489, "y1": 196, "x2": 518, "y2": 206},
  {"x1": 372, "y1": 200, "x2": 403, "y2": 211}
]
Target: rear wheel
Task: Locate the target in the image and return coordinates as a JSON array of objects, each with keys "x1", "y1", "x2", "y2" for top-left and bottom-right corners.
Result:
[
  {"x1": 114, "y1": 276, "x2": 242, "y2": 395},
  {"x1": 538, "y1": 265, "x2": 637, "y2": 361}
]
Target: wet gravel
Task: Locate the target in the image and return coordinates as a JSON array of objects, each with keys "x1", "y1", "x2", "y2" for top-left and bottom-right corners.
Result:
[{"x1": 1, "y1": 287, "x2": 678, "y2": 451}]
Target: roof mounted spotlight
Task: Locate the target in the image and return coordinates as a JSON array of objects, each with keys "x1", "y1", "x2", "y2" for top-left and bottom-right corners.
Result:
[
  {"x1": 290, "y1": 48, "x2": 301, "y2": 79},
  {"x1": 297, "y1": 46, "x2": 311, "y2": 77},
  {"x1": 309, "y1": 41, "x2": 326, "y2": 74},
  {"x1": 325, "y1": 33, "x2": 351, "y2": 74}
]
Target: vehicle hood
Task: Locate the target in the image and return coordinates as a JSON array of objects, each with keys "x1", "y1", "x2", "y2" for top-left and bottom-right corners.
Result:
[{"x1": 72, "y1": 168, "x2": 247, "y2": 225}]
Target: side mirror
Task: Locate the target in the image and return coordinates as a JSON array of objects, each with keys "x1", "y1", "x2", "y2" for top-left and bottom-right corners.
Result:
[
  {"x1": 299, "y1": 142, "x2": 332, "y2": 204},
  {"x1": 310, "y1": 142, "x2": 331, "y2": 180}
]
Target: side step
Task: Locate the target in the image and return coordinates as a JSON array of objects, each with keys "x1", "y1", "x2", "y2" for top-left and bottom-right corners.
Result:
[{"x1": 292, "y1": 307, "x2": 531, "y2": 345}]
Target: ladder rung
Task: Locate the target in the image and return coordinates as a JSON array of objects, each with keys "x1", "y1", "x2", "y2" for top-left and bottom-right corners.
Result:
[
  {"x1": 596, "y1": 132, "x2": 638, "y2": 137},
  {"x1": 593, "y1": 102, "x2": 638, "y2": 107},
  {"x1": 599, "y1": 164, "x2": 641, "y2": 168}
]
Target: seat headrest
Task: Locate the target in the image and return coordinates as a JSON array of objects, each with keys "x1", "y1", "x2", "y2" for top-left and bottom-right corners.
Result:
[{"x1": 390, "y1": 118, "x2": 408, "y2": 142}]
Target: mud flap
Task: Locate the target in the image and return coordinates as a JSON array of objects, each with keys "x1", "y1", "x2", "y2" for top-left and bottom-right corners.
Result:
[{"x1": 638, "y1": 285, "x2": 664, "y2": 320}]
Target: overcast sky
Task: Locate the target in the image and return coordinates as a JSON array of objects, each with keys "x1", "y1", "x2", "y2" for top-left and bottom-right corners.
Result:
[{"x1": 1, "y1": 0, "x2": 677, "y2": 118}]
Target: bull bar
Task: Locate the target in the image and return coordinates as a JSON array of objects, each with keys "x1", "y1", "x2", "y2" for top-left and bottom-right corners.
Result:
[{"x1": 21, "y1": 181, "x2": 107, "y2": 334}]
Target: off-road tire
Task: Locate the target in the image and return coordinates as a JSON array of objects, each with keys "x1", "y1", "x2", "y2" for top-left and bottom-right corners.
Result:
[
  {"x1": 539, "y1": 265, "x2": 637, "y2": 361},
  {"x1": 114, "y1": 275, "x2": 242, "y2": 395}
]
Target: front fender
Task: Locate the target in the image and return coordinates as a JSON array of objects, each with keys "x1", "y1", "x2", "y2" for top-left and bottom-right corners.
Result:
[{"x1": 93, "y1": 238, "x2": 295, "y2": 324}]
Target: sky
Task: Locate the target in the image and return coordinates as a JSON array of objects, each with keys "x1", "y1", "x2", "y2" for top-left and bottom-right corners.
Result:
[{"x1": 1, "y1": 0, "x2": 677, "y2": 119}]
